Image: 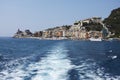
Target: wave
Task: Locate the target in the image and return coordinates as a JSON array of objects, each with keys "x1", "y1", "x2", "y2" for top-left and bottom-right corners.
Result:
[
  {"x1": 0, "y1": 42, "x2": 120, "y2": 80},
  {"x1": 73, "y1": 58, "x2": 120, "y2": 80},
  {"x1": 0, "y1": 43, "x2": 74, "y2": 80},
  {"x1": 30, "y1": 44, "x2": 74, "y2": 80}
]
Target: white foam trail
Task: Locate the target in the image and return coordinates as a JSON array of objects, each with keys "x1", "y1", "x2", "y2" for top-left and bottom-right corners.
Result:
[
  {"x1": 29, "y1": 45, "x2": 74, "y2": 80},
  {"x1": 0, "y1": 57, "x2": 30, "y2": 80},
  {"x1": 0, "y1": 44, "x2": 74, "y2": 80},
  {"x1": 1, "y1": 43, "x2": 120, "y2": 80},
  {"x1": 75, "y1": 59, "x2": 120, "y2": 80}
]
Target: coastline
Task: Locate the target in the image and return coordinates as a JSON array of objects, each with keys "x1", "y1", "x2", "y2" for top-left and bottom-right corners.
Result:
[{"x1": 12, "y1": 36, "x2": 120, "y2": 41}]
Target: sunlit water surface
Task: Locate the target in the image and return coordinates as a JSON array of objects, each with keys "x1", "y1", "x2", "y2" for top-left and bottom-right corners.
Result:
[{"x1": 0, "y1": 37, "x2": 120, "y2": 80}]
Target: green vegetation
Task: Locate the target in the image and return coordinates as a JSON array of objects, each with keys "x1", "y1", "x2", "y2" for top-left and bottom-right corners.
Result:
[
  {"x1": 104, "y1": 7, "x2": 120, "y2": 37},
  {"x1": 83, "y1": 22, "x2": 103, "y2": 31}
]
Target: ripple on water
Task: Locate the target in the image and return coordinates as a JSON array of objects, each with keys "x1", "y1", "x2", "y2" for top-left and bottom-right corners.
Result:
[{"x1": 0, "y1": 44, "x2": 74, "y2": 80}]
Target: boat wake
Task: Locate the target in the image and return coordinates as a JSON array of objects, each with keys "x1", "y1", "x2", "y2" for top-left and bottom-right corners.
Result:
[
  {"x1": 0, "y1": 43, "x2": 74, "y2": 80},
  {"x1": 0, "y1": 42, "x2": 120, "y2": 80},
  {"x1": 73, "y1": 59, "x2": 120, "y2": 80},
  {"x1": 29, "y1": 44, "x2": 74, "y2": 80}
]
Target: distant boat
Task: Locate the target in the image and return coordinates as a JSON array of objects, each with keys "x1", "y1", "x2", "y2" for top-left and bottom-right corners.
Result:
[{"x1": 89, "y1": 37, "x2": 102, "y2": 41}]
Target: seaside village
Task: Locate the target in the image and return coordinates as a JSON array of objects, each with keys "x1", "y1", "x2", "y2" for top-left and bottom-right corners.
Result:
[{"x1": 13, "y1": 17, "x2": 110, "y2": 40}]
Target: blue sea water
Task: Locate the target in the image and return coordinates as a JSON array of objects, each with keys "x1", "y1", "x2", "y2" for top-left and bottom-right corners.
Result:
[{"x1": 0, "y1": 37, "x2": 120, "y2": 80}]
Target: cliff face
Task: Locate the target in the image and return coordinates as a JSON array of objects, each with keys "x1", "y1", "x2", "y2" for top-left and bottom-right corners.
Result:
[{"x1": 104, "y1": 7, "x2": 120, "y2": 37}]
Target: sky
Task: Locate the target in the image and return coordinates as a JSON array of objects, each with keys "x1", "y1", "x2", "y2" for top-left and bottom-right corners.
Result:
[{"x1": 0, "y1": 0, "x2": 120, "y2": 36}]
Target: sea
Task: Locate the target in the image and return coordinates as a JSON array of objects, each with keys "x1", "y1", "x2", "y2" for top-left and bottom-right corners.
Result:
[{"x1": 0, "y1": 37, "x2": 120, "y2": 80}]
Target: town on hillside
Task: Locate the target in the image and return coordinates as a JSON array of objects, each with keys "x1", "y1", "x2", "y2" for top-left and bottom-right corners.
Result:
[{"x1": 13, "y1": 17, "x2": 111, "y2": 40}]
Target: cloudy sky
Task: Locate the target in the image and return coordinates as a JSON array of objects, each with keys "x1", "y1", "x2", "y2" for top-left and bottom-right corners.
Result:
[{"x1": 0, "y1": 0, "x2": 120, "y2": 36}]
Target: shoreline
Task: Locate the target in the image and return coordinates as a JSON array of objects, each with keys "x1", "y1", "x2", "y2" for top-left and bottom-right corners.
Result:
[{"x1": 12, "y1": 37, "x2": 120, "y2": 41}]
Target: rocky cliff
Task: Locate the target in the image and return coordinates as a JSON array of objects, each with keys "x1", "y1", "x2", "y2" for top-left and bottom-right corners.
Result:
[{"x1": 104, "y1": 7, "x2": 120, "y2": 37}]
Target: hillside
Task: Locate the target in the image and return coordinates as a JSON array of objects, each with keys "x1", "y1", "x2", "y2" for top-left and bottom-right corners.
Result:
[
  {"x1": 104, "y1": 7, "x2": 120, "y2": 37},
  {"x1": 83, "y1": 23, "x2": 103, "y2": 31}
]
